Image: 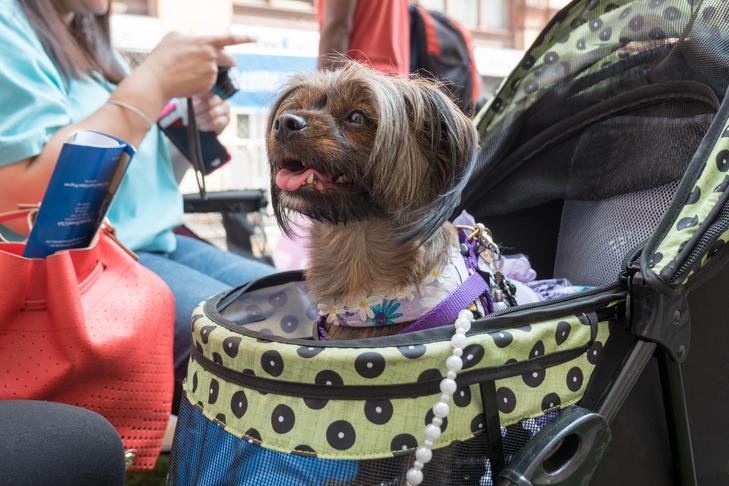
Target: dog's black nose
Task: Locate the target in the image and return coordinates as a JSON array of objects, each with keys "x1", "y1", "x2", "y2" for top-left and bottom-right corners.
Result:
[{"x1": 274, "y1": 114, "x2": 307, "y2": 140}]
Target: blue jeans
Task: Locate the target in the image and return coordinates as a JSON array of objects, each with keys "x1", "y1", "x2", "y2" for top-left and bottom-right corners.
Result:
[{"x1": 138, "y1": 235, "x2": 275, "y2": 381}]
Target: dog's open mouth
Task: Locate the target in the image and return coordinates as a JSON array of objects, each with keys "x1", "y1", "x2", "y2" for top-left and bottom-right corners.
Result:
[{"x1": 275, "y1": 157, "x2": 354, "y2": 193}]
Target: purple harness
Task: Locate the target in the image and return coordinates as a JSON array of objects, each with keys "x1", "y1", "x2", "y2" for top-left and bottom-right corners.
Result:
[{"x1": 316, "y1": 230, "x2": 493, "y2": 340}]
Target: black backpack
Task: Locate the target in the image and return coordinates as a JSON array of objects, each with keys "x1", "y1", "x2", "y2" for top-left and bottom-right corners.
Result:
[{"x1": 409, "y1": 4, "x2": 481, "y2": 114}]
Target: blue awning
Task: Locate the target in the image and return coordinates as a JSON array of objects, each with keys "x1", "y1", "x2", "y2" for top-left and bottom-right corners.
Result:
[{"x1": 229, "y1": 53, "x2": 317, "y2": 111}]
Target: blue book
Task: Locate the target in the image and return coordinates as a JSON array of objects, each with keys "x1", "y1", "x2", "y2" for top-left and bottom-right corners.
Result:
[{"x1": 23, "y1": 130, "x2": 136, "y2": 258}]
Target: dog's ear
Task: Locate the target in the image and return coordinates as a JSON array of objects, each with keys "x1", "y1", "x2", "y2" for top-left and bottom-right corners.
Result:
[
  {"x1": 410, "y1": 79, "x2": 478, "y2": 201},
  {"x1": 369, "y1": 76, "x2": 478, "y2": 243}
]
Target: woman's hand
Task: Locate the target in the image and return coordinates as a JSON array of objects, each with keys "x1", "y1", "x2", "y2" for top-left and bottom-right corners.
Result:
[
  {"x1": 135, "y1": 32, "x2": 251, "y2": 100},
  {"x1": 0, "y1": 32, "x2": 251, "y2": 220},
  {"x1": 110, "y1": 32, "x2": 250, "y2": 131},
  {"x1": 193, "y1": 93, "x2": 231, "y2": 135}
]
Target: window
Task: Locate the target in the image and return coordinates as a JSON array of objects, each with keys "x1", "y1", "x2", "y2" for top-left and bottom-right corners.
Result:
[
  {"x1": 448, "y1": 0, "x2": 478, "y2": 28},
  {"x1": 271, "y1": 0, "x2": 315, "y2": 11},
  {"x1": 482, "y1": 0, "x2": 507, "y2": 29},
  {"x1": 418, "y1": 0, "x2": 445, "y2": 11},
  {"x1": 111, "y1": 0, "x2": 148, "y2": 15},
  {"x1": 237, "y1": 114, "x2": 251, "y2": 140}
]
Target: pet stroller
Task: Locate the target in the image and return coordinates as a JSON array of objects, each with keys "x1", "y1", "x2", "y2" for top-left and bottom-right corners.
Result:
[{"x1": 168, "y1": 1, "x2": 729, "y2": 484}]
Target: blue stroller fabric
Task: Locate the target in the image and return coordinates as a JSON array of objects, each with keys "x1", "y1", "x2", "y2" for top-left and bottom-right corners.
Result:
[{"x1": 172, "y1": 400, "x2": 359, "y2": 485}]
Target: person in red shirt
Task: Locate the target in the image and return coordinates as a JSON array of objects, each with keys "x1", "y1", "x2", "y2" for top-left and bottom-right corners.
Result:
[
  {"x1": 317, "y1": 0, "x2": 410, "y2": 75},
  {"x1": 274, "y1": 1, "x2": 410, "y2": 274}
]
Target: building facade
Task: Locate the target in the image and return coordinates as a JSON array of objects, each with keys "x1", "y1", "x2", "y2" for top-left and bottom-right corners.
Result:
[{"x1": 111, "y1": 0, "x2": 566, "y2": 194}]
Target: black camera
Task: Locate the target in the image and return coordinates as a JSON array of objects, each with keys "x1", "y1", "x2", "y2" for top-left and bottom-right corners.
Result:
[
  {"x1": 211, "y1": 66, "x2": 239, "y2": 100},
  {"x1": 157, "y1": 66, "x2": 240, "y2": 198}
]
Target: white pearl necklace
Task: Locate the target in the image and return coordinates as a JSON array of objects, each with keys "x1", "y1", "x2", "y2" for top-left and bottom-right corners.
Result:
[{"x1": 406, "y1": 309, "x2": 474, "y2": 485}]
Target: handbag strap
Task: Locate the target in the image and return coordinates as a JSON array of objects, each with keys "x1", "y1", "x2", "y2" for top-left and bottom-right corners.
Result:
[
  {"x1": 186, "y1": 97, "x2": 207, "y2": 199},
  {"x1": 0, "y1": 209, "x2": 34, "y2": 224},
  {"x1": 0, "y1": 206, "x2": 38, "y2": 242},
  {"x1": 103, "y1": 223, "x2": 139, "y2": 261},
  {"x1": 0, "y1": 207, "x2": 138, "y2": 260}
]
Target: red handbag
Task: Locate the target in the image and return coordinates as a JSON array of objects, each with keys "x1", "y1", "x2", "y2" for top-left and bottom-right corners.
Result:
[{"x1": 0, "y1": 209, "x2": 174, "y2": 471}]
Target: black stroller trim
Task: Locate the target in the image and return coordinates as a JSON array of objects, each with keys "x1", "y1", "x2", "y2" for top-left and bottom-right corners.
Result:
[
  {"x1": 190, "y1": 343, "x2": 594, "y2": 400},
  {"x1": 462, "y1": 0, "x2": 729, "y2": 483},
  {"x1": 673, "y1": 229, "x2": 729, "y2": 292},
  {"x1": 206, "y1": 280, "x2": 624, "y2": 348},
  {"x1": 643, "y1": 85, "x2": 729, "y2": 290}
]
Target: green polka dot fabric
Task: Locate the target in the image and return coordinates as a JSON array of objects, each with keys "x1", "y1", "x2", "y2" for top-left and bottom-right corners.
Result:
[
  {"x1": 472, "y1": 0, "x2": 729, "y2": 288},
  {"x1": 182, "y1": 301, "x2": 612, "y2": 459},
  {"x1": 475, "y1": 0, "x2": 699, "y2": 134},
  {"x1": 648, "y1": 116, "x2": 729, "y2": 283}
]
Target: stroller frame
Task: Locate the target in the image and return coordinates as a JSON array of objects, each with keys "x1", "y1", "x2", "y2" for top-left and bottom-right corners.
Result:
[
  {"x1": 468, "y1": 0, "x2": 729, "y2": 484},
  {"x1": 169, "y1": 1, "x2": 729, "y2": 485}
]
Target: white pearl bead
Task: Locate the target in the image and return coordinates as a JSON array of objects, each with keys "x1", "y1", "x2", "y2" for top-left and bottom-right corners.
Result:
[
  {"x1": 415, "y1": 446, "x2": 432, "y2": 463},
  {"x1": 451, "y1": 332, "x2": 466, "y2": 349},
  {"x1": 424, "y1": 424, "x2": 442, "y2": 441},
  {"x1": 406, "y1": 468, "x2": 423, "y2": 485},
  {"x1": 446, "y1": 355, "x2": 463, "y2": 372},
  {"x1": 410, "y1": 314, "x2": 476, "y2": 485},
  {"x1": 454, "y1": 318, "x2": 471, "y2": 332},
  {"x1": 440, "y1": 378, "x2": 457, "y2": 395},
  {"x1": 433, "y1": 401, "x2": 450, "y2": 418}
]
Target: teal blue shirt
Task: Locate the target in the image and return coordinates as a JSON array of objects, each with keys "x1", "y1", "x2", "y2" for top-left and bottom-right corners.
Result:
[{"x1": 0, "y1": 1, "x2": 182, "y2": 253}]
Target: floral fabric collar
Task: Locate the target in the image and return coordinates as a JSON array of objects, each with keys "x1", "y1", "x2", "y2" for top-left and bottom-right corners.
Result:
[
  {"x1": 316, "y1": 244, "x2": 482, "y2": 328},
  {"x1": 216, "y1": 225, "x2": 541, "y2": 339}
]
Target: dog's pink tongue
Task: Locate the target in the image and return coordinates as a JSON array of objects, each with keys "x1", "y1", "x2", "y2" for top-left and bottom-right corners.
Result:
[
  {"x1": 276, "y1": 168, "x2": 313, "y2": 192},
  {"x1": 275, "y1": 168, "x2": 329, "y2": 192}
]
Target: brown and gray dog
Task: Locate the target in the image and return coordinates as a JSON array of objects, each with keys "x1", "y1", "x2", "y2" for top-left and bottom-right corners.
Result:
[{"x1": 266, "y1": 62, "x2": 478, "y2": 339}]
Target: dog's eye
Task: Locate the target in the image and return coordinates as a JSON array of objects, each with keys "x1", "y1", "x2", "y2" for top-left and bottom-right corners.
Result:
[{"x1": 345, "y1": 109, "x2": 367, "y2": 126}]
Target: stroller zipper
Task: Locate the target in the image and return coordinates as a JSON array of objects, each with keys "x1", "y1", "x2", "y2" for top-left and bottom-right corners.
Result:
[
  {"x1": 486, "y1": 281, "x2": 624, "y2": 319},
  {"x1": 483, "y1": 238, "x2": 640, "y2": 323},
  {"x1": 670, "y1": 204, "x2": 729, "y2": 282},
  {"x1": 189, "y1": 341, "x2": 593, "y2": 400}
]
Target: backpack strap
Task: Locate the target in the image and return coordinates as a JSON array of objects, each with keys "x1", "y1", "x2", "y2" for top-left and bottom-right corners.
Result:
[
  {"x1": 450, "y1": 20, "x2": 481, "y2": 104},
  {"x1": 415, "y1": 4, "x2": 441, "y2": 56}
]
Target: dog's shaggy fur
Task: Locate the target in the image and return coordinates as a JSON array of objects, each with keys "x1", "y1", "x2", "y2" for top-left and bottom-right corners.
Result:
[{"x1": 266, "y1": 63, "x2": 478, "y2": 339}]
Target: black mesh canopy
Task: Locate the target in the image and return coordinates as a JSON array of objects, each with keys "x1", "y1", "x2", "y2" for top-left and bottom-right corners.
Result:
[{"x1": 461, "y1": 0, "x2": 729, "y2": 284}]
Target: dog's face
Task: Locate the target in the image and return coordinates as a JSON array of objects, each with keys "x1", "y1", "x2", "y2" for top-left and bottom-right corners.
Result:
[{"x1": 266, "y1": 63, "x2": 477, "y2": 242}]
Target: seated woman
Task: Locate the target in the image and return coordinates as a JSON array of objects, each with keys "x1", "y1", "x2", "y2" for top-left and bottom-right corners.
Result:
[{"x1": 0, "y1": 0, "x2": 274, "y2": 386}]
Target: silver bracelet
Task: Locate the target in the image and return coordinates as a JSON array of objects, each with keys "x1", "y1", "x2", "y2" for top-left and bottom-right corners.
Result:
[{"x1": 107, "y1": 98, "x2": 154, "y2": 126}]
